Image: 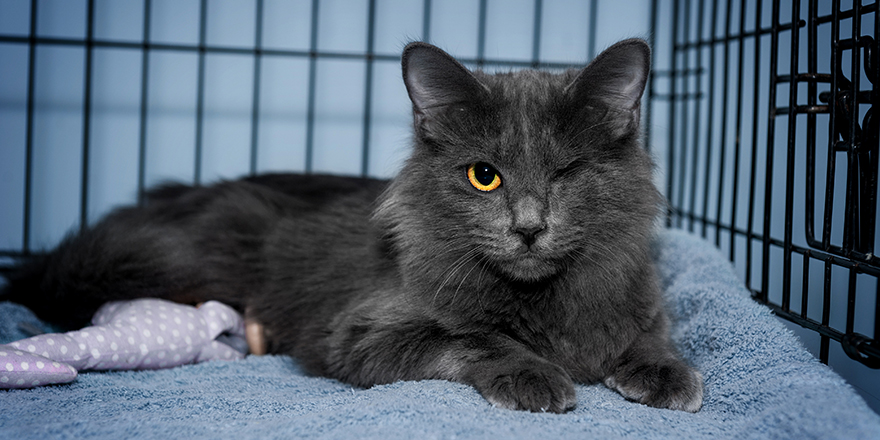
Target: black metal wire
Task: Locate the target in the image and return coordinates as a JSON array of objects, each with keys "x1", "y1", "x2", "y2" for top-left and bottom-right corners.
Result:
[
  {"x1": 823, "y1": 2, "x2": 841, "y2": 257},
  {"x1": 844, "y1": 0, "x2": 863, "y2": 352},
  {"x1": 876, "y1": 273, "x2": 880, "y2": 353},
  {"x1": 686, "y1": 0, "x2": 703, "y2": 235},
  {"x1": 477, "y1": 0, "x2": 487, "y2": 67},
  {"x1": 193, "y1": 0, "x2": 208, "y2": 185},
  {"x1": 698, "y1": 0, "x2": 723, "y2": 246},
  {"x1": 801, "y1": 250, "x2": 810, "y2": 318},
  {"x1": 0, "y1": 34, "x2": 588, "y2": 70},
  {"x1": 714, "y1": 0, "x2": 732, "y2": 247},
  {"x1": 746, "y1": 0, "x2": 765, "y2": 290},
  {"x1": 874, "y1": 0, "x2": 880, "y2": 350},
  {"x1": 674, "y1": 21, "x2": 804, "y2": 50},
  {"x1": 304, "y1": 0, "x2": 320, "y2": 174},
  {"x1": 780, "y1": 0, "x2": 803, "y2": 312},
  {"x1": 360, "y1": 0, "x2": 377, "y2": 177},
  {"x1": 803, "y1": 0, "x2": 820, "y2": 251},
  {"x1": 422, "y1": 0, "x2": 432, "y2": 43},
  {"x1": 674, "y1": 0, "x2": 689, "y2": 230},
  {"x1": 136, "y1": 0, "x2": 151, "y2": 205},
  {"x1": 249, "y1": 0, "x2": 264, "y2": 175},
  {"x1": 699, "y1": 0, "x2": 719, "y2": 241},
  {"x1": 79, "y1": 0, "x2": 95, "y2": 230},
  {"x1": 588, "y1": 0, "x2": 598, "y2": 60},
  {"x1": 645, "y1": 0, "x2": 659, "y2": 155},
  {"x1": 729, "y1": 0, "x2": 747, "y2": 262},
  {"x1": 760, "y1": 0, "x2": 781, "y2": 304},
  {"x1": 22, "y1": 0, "x2": 37, "y2": 255},
  {"x1": 822, "y1": 260, "x2": 833, "y2": 361},
  {"x1": 666, "y1": 0, "x2": 680, "y2": 228},
  {"x1": 531, "y1": 0, "x2": 543, "y2": 67}
]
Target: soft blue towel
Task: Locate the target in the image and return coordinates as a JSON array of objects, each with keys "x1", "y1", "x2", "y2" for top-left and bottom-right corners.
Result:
[{"x1": 1, "y1": 229, "x2": 878, "y2": 439}]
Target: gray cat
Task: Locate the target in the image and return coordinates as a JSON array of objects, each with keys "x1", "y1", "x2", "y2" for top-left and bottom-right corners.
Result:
[{"x1": 4, "y1": 39, "x2": 703, "y2": 413}]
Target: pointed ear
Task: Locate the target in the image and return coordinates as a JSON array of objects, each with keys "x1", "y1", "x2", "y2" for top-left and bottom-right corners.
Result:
[
  {"x1": 564, "y1": 39, "x2": 651, "y2": 137},
  {"x1": 401, "y1": 42, "x2": 488, "y2": 122}
]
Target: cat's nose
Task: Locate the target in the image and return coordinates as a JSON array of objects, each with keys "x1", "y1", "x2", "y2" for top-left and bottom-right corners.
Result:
[
  {"x1": 514, "y1": 224, "x2": 546, "y2": 247},
  {"x1": 511, "y1": 195, "x2": 547, "y2": 247}
]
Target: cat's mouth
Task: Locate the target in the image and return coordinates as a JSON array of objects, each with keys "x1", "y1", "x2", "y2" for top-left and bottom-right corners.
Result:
[
  {"x1": 496, "y1": 253, "x2": 560, "y2": 282},
  {"x1": 480, "y1": 234, "x2": 563, "y2": 282}
]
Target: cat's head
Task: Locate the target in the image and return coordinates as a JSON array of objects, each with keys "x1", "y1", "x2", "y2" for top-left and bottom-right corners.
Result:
[{"x1": 377, "y1": 40, "x2": 661, "y2": 286}]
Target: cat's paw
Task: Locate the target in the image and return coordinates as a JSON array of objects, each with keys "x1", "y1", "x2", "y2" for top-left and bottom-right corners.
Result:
[
  {"x1": 477, "y1": 361, "x2": 577, "y2": 413},
  {"x1": 604, "y1": 361, "x2": 703, "y2": 412}
]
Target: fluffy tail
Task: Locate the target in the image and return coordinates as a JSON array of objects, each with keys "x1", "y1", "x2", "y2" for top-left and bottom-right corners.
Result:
[
  {"x1": 1, "y1": 233, "x2": 149, "y2": 329},
  {"x1": 1, "y1": 180, "x2": 292, "y2": 329},
  {"x1": 2, "y1": 250, "x2": 95, "y2": 329},
  {"x1": 3, "y1": 204, "x2": 272, "y2": 330}
]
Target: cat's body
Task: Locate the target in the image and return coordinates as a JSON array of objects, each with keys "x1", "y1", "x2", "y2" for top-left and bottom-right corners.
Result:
[{"x1": 3, "y1": 40, "x2": 703, "y2": 413}]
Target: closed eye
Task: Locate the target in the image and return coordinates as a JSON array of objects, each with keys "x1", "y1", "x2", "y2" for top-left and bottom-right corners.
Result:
[{"x1": 553, "y1": 159, "x2": 587, "y2": 180}]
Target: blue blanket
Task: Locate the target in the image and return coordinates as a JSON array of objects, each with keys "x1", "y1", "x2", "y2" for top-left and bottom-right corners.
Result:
[{"x1": 1, "y1": 230, "x2": 878, "y2": 439}]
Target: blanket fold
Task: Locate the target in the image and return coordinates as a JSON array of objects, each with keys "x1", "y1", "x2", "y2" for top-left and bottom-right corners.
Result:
[{"x1": 1, "y1": 229, "x2": 878, "y2": 439}]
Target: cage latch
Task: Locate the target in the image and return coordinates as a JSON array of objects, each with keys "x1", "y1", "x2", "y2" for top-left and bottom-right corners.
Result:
[{"x1": 841, "y1": 332, "x2": 880, "y2": 369}]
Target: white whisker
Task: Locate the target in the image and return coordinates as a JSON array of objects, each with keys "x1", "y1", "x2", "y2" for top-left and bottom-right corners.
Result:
[
  {"x1": 432, "y1": 248, "x2": 481, "y2": 307},
  {"x1": 450, "y1": 252, "x2": 487, "y2": 307}
]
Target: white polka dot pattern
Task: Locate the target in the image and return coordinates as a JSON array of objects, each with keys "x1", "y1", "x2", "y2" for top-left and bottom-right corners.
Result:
[
  {"x1": 0, "y1": 299, "x2": 246, "y2": 389},
  {"x1": 0, "y1": 349, "x2": 77, "y2": 389}
]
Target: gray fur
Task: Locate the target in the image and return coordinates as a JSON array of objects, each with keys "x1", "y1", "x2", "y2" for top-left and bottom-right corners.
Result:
[{"x1": 4, "y1": 39, "x2": 702, "y2": 413}]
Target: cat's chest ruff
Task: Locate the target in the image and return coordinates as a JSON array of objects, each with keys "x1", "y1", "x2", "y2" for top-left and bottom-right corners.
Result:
[
  {"x1": 475, "y1": 280, "x2": 635, "y2": 374},
  {"x1": 482, "y1": 285, "x2": 580, "y2": 339}
]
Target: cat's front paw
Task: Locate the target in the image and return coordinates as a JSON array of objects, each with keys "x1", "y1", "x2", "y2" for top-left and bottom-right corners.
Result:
[
  {"x1": 476, "y1": 361, "x2": 577, "y2": 413},
  {"x1": 604, "y1": 361, "x2": 703, "y2": 412}
]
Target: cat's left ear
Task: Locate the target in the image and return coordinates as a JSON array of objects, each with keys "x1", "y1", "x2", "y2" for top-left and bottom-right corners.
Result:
[{"x1": 564, "y1": 39, "x2": 651, "y2": 138}]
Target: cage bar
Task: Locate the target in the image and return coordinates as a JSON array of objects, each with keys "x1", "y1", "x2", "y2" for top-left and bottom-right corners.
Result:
[
  {"x1": 730, "y1": 0, "x2": 748, "y2": 264},
  {"x1": 304, "y1": 0, "x2": 319, "y2": 173},
  {"x1": 477, "y1": 0, "x2": 487, "y2": 67},
  {"x1": 360, "y1": 0, "x2": 377, "y2": 178},
  {"x1": 79, "y1": 0, "x2": 95, "y2": 230},
  {"x1": 531, "y1": 0, "x2": 543, "y2": 66},
  {"x1": 249, "y1": 0, "x2": 264, "y2": 175},
  {"x1": 193, "y1": 0, "x2": 208, "y2": 184},
  {"x1": 422, "y1": 0, "x2": 432, "y2": 42},
  {"x1": 759, "y1": 0, "x2": 780, "y2": 304},
  {"x1": 686, "y1": 0, "x2": 705, "y2": 235},
  {"x1": 745, "y1": 0, "x2": 764, "y2": 290},
  {"x1": 22, "y1": 0, "x2": 37, "y2": 255},
  {"x1": 781, "y1": 0, "x2": 802, "y2": 312},
  {"x1": 136, "y1": 0, "x2": 152, "y2": 204},
  {"x1": 588, "y1": 0, "x2": 598, "y2": 60}
]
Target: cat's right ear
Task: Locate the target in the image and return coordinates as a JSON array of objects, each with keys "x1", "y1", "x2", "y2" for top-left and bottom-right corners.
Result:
[{"x1": 401, "y1": 42, "x2": 488, "y2": 127}]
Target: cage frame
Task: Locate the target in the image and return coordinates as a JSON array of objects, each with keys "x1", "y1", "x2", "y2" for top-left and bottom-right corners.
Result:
[{"x1": 0, "y1": 0, "x2": 877, "y2": 371}]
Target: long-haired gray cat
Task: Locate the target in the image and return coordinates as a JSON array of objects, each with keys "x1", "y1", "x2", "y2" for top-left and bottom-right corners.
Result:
[{"x1": 4, "y1": 39, "x2": 703, "y2": 413}]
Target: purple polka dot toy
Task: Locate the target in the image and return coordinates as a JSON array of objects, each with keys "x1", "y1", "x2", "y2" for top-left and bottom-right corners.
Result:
[{"x1": 0, "y1": 298, "x2": 246, "y2": 389}]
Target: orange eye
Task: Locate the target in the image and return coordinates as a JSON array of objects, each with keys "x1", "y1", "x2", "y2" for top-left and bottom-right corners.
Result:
[{"x1": 467, "y1": 162, "x2": 502, "y2": 192}]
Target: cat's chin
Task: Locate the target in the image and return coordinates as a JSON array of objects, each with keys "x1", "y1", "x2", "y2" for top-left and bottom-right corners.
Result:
[{"x1": 498, "y1": 256, "x2": 560, "y2": 283}]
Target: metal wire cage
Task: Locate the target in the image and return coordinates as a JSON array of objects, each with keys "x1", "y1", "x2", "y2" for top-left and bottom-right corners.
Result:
[
  {"x1": 0, "y1": 0, "x2": 877, "y2": 412},
  {"x1": 653, "y1": 0, "x2": 880, "y2": 375},
  {"x1": 0, "y1": 0, "x2": 632, "y2": 253}
]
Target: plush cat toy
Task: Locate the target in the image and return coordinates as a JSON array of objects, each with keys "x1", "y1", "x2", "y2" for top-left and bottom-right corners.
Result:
[{"x1": 0, "y1": 298, "x2": 252, "y2": 388}]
